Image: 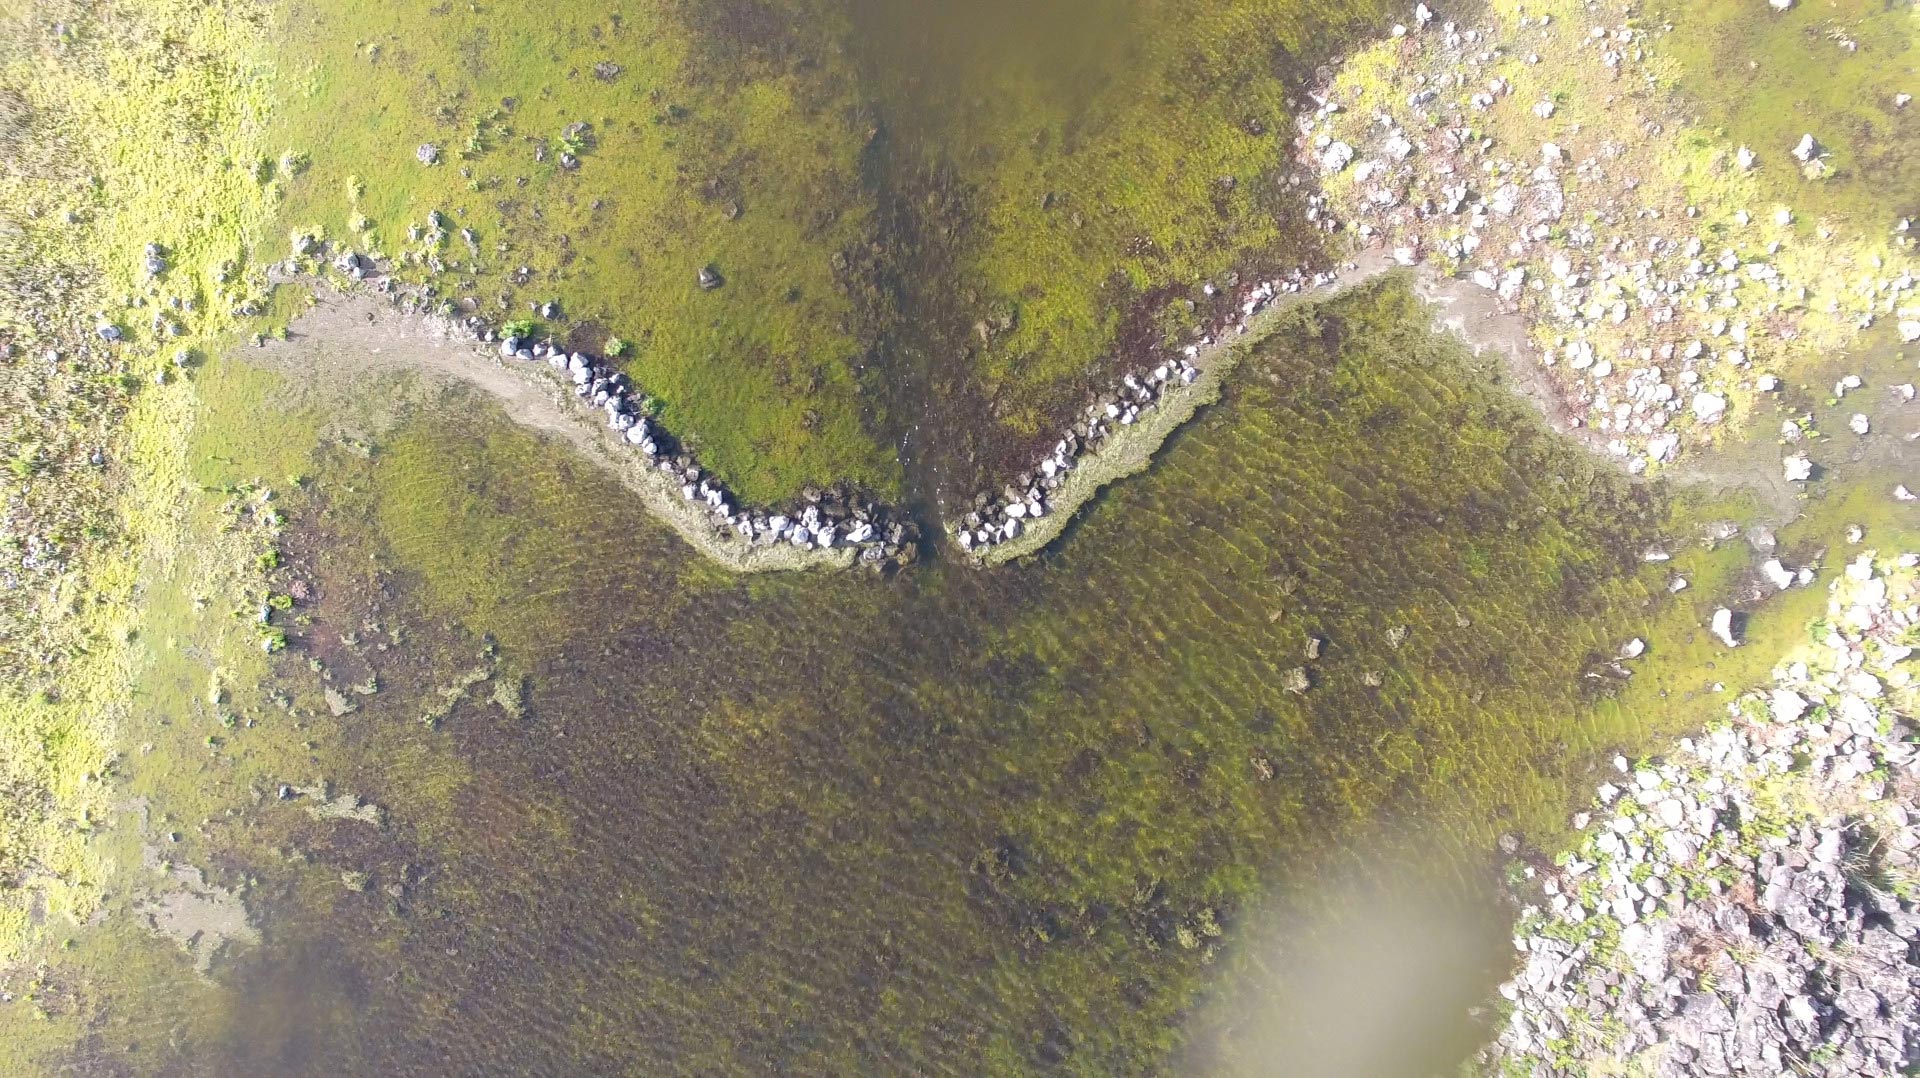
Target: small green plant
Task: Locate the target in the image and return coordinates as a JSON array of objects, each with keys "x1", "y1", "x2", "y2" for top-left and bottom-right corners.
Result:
[
  {"x1": 7, "y1": 445, "x2": 43, "y2": 480},
  {"x1": 502, "y1": 317, "x2": 538, "y2": 339},
  {"x1": 605, "y1": 336, "x2": 629, "y2": 357}
]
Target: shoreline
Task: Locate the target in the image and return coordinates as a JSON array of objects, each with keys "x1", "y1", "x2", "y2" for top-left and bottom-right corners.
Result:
[
  {"x1": 254, "y1": 250, "x2": 1741, "y2": 575},
  {"x1": 975, "y1": 249, "x2": 1660, "y2": 565},
  {"x1": 251, "y1": 292, "x2": 859, "y2": 574}
]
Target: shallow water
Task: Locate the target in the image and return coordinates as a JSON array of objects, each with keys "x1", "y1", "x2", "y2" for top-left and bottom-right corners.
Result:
[{"x1": 114, "y1": 278, "x2": 1716, "y2": 1077}]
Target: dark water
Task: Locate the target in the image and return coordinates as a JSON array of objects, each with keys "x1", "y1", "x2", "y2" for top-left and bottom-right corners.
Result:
[{"x1": 170, "y1": 280, "x2": 1676, "y2": 1076}]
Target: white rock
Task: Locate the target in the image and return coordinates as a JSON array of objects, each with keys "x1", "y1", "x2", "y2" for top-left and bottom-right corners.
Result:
[
  {"x1": 1769, "y1": 0, "x2": 1792, "y2": 9},
  {"x1": 1757, "y1": 374, "x2": 1779, "y2": 392},
  {"x1": 1849, "y1": 413, "x2": 1870, "y2": 435},
  {"x1": 1769, "y1": 688, "x2": 1807, "y2": 724},
  {"x1": 1320, "y1": 141, "x2": 1355, "y2": 172},
  {"x1": 1897, "y1": 485, "x2": 1917, "y2": 502},
  {"x1": 1735, "y1": 146, "x2": 1756, "y2": 170},
  {"x1": 1761, "y1": 558, "x2": 1794, "y2": 591},
  {"x1": 1690, "y1": 392, "x2": 1727, "y2": 422},
  {"x1": 1620, "y1": 637, "x2": 1646, "y2": 659},
  {"x1": 1791, "y1": 133, "x2": 1818, "y2": 162},
  {"x1": 1784, "y1": 453, "x2": 1813, "y2": 481},
  {"x1": 1899, "y1": 320, "x2": 1920, "y2": 343},
  {"x1": 1711, "y1": 607, "x2": 1739, "y2": 648},
  {"x1": 1534, "y1": 101, "x2": 1555, "y2": 119}
]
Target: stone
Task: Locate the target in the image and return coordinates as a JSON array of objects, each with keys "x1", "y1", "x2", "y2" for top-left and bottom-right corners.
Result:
[
  {"x1": 1770, "y1": 688, "x2": 1807, "y2": 724},
  {"x1": 1735, "y1": 146, "x2": 1756, "y2": 170},
  {"x1": 1791, "y1": 134, "x2": 1818, "y2": 163},
  {"x1": 1320, "y1": 140, "x2": 1355, "y2": 172},
  {"x1": 416, "y1": 143, "x2": 441, "y2": 165},
  {"x1": 1849, "y1": 413, "x2": 1870, "y2": 435},
  {"x1": 1690, "y1": 392, "x2": 1728, "y2": 423},
  {"x1": 1898, "y1": 320, "x2": 1920, "y2": 344},
  {"x1": 1783, "y1": 453, "x2": 1813, "y2": 482},
  {"x1": 697, "y1": 264, "x2": 724, "y2": 290},
  {"x1": 1711, "y1": 607, "x2": 1739, "y2": 648},
  {"x1": 1762, "y1": 559, "x2": 1794, "y2": 591}
]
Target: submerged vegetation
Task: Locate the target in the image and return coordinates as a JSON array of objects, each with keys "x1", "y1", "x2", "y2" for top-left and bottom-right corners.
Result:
[
  {"x1": 7, "y1": 276, "x2": 1837, "y2": 1073},
  {"x1": 1, "y1": 0, "x2": 1914, "y2": 1071}
]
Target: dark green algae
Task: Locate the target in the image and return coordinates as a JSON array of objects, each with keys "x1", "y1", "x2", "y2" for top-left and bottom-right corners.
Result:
[{"x1": 19, "y1": 276, "x2": 1831, "y2": 1076}]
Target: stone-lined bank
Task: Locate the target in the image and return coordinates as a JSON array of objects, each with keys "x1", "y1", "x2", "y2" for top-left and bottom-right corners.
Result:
[
  {"x1": 961, "y1": 255, "x2": 1399, "y2": 566},
  {"x1": 271, "y1": 242, "x2": 921, "y2": 574}
]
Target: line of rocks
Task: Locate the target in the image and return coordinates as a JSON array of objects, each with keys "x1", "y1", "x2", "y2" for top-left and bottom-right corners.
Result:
[
  {"x1": 951, "y1": 264, "x2": 1347, "y2": 559},
  {"x1": 282, "y1": 236, "x2": 920, "y2": 571},
  {"x1": 1488, "y1": 550, "x2": 1920, "y2": 1076},
  {"x1": 484, "y1": 330, "x2": 917, "y2": 565}
]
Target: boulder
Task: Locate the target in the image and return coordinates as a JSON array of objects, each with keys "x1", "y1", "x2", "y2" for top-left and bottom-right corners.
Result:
[
  {"x1": 1761, "y1": 558, "x2": 1794, "y2": 591},
  {"x1": 1711, "y1": 607, "x2": 1739, "y2": 648}
]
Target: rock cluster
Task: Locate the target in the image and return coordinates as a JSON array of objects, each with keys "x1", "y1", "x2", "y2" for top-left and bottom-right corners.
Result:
[
  {"x1": 1489, "y1": 552, "x2": 1920, "y2": 1076},
  {"x1": 486, "y1": 330, "x2": 916, "y2": 565},
  {"x1": 952, "y1": 355, "x2": 1197, "y2": 552},
  {"x1": 1302, "y1": 2, "x2": 1920, "y2": 476}
]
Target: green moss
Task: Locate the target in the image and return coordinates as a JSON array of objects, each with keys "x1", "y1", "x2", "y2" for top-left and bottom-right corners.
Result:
[
  {"x1": 1645, "y1": 0, "x2": 1917, "y2": 228},
  {"x1": 259, "y1": 0, "x2": 900, "y2": 505}
]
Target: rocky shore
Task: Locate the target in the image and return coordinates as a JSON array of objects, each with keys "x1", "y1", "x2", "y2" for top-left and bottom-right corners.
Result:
[
  {"x1": 962, "y1": 256, "x2": 1396, "y2": 564},
  {"x1": 1489, "y1": 551, "x2": 1920, "y2": 1076},
  {"x1": 272, "y1": 240, "x2": 921, "y2": 574},
  {"x1": 1301, "y1": 0, "x2": 1918, "y2": 477}
]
